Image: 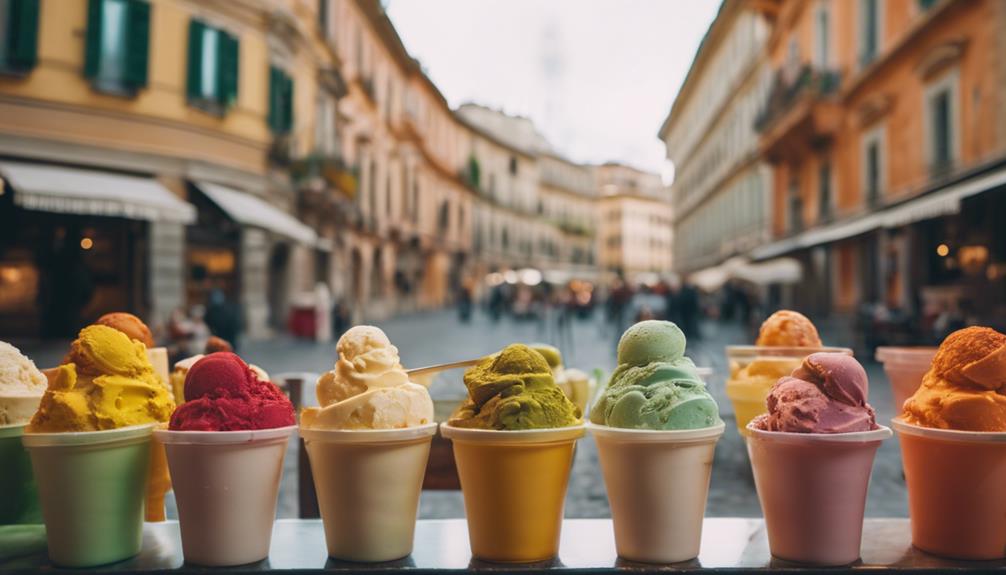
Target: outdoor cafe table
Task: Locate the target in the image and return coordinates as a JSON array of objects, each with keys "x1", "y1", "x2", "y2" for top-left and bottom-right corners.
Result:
[{"x1": 1, "y1": 518, "x2": 1003, "y2": 574}]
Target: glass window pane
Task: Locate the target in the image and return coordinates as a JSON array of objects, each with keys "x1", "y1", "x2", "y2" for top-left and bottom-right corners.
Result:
[
  {"x1": 99, "y1": 0, "x2": 128, "y2": 83},
  {"x1": 933, "y1": 90, "x2": 951, "y2": 167},
  {"x1": 201, "y1": 27, "x2": 218, "y2": 100},
  {"x1": 0, "y1": 0, "x2": 10, "y2": 65}
]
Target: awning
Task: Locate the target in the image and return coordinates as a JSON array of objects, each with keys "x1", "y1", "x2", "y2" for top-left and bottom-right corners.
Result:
[
  {"x1": 752, "y1": 164, "x2": 1006, "y2": 260},
  {"x1": 0, "y1": 161, "x2": 195, "y2": 223},
  {"x1": 732, "y1": 257, "x2": 802, "y2": 286},
  {"x1": 195, "y1": 181, "x2": 317, "y2": 245}
]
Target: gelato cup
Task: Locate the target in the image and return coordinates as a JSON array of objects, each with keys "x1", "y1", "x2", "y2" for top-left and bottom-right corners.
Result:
[
  {"x1": 0, "y1": 425, "x2": 40, "y2": 524},
  {"x1": 726, "y1": 346, "x2": 852, "y2": 436},
  {"x1": 154, "y1": 425, "x2": 296, "y2": 566},
  {"x1": 875, "y1": 347, "x2": 937, "y2": 411},
  {"x1": 893, "y1": 418, "x2": 1006, "y2": 560},
  {"x1": 588, "y1": 421, "x2": 724, "y2": 563},
  {"x1": 301, "y1": 423, "x2": 436, "y2": 562},
  {"x1": 440, "y1": 423, "x2": 584, "y2": 563},
  {"x1": 746, "y1": 424, "x2": 890, "y2": 565},
  {"x1": 22, "y1": 424, "x2": 154, "y2": 567}
]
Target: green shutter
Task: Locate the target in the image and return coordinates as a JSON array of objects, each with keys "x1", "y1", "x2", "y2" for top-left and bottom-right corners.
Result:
[
  {"x1": 186, "y1": 19, "x2": 203, "y2": 100},
  {"x1": 8, "y1": 0, "x2": 40, "y2": 72},
  {"x1": 83, "y1": 0, "x2": 103, "y2": 78},
  {"x1": 283, "y1": 73, "x2": 294, "y2": 133},
  {"x1": 218, "y1": 32, "x2": 239, "y2": 107},
  {"x1": 124, "y1": 0, "x2": 149, "y2": 88}
]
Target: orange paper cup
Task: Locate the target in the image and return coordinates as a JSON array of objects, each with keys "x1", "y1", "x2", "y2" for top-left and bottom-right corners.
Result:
[
  {"x1": 746, "y1": 424, "x2": 891, "y2": 566},
  {"x1": 440, "y1": 423, "x2": 584, "y2": 563},
  {"x1": 893, "y1": 418, "x2": 1006, "y2": 560}
]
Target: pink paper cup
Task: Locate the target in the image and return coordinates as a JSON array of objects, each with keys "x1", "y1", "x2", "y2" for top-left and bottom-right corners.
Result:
[
  {"x1": 893, "y1": 418, "x2": 1006, "y2": 560},
  {"x1": 154, "y1": 426, "x2": 296, "y2": 566},
  {"x1": 875, "y1": 347, "x2": 937, "y2": 410},
  {"x1": 746, "y1": 424, "x2": 891, "y2": 566}
]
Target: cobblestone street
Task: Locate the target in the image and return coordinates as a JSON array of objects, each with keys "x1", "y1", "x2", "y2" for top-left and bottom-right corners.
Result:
[{"x1": 19, "y1": 309, "x2": 908, "y2": 520}]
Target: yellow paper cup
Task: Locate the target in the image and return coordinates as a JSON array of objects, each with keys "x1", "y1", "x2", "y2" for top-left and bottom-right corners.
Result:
[{"x1": 440, "y1": 423, "x2": 584, "y2": 563}]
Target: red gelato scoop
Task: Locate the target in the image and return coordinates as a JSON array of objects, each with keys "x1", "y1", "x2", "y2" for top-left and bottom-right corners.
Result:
[
  {"x1": 170, "y1": 352, "x2": 295, "y2": 431},
  {"x1": 752, "y1": 352, "x2": 878, "y2": 434}
]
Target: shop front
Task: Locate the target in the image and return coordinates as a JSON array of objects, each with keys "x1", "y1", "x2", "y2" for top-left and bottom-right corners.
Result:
[{"x1": 0, "y1": 161, "x2": 194, "y2": 338}]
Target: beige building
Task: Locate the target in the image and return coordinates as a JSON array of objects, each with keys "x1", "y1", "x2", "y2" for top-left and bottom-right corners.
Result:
[
  {"x1": 596, "y1": 163, "x2": 673, "y2": 277},
  {"x1": 0, "y1": 0, "x2": 331, "y2": 338},
  {"x1": 659, "y1": 0, "x2": 773, "y2": 277}
]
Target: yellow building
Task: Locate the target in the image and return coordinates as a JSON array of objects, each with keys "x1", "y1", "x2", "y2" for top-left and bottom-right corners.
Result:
[{"x1": 0, "y1": 0, "x2": 334, "y2": 338}]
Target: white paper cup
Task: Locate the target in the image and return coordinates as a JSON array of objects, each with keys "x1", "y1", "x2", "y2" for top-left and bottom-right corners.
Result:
[
  {"x1": 23, "y1": 424, "x2": 154, "y2": 567},
  {"x1": 893, "y1": 418, "x2": 1006, "y2": 559},
  {"x1": 300, "y1": 423, "x2": 437, "y2": 562},
  {"x1": 588, "y1": 421, "x2": 724, "y2": 563},
  {"x1": 875, "y1": 347, "x2": 937, "y2": 410},
  {"x1": 746, "y1": 425, "x2": 891, "y2": 565},
  {"x1": 154, "y1": 425, "x2": 296, "y2": 566}
]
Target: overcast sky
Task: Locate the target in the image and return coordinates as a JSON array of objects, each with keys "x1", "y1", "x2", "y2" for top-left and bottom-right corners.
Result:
[{"x1": 385, "y1": 0, "x2": 721, "y2": 180}]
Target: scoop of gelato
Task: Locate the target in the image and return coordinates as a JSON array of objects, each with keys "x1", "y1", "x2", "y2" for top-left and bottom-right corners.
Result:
[
  {"x1": 0, "y1": 341, "x2": 47, "y2": 426},
  {"x1": 752, "y1": 353, "x2": 877, "y2": 433},
  {"x1": 450, "y1": 344, "x2": 580, "y2": 430},
  {"x1": 301, "y1": 326, "x2": 433, "y2": 430},
  {"x1": 755, "y1": 310, "x2": 822, "y2": 347},
  {"x1": 95, "y1": 312, "x2": 155, "y2": 348},
  {"x1": 591, "y1": 321, "x2": 720, "y2": 430},
  {"x1": 902, "y1": 326, "x2": 1006, "y2": 431}
]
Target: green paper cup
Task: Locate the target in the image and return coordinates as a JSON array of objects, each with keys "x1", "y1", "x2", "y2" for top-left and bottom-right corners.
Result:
[
  {"x1": 23, "y1": 424, "x2": 154, "y2": 567},
  {"x1": 0, "y1": 425, "x2": 41, "y2": 524}
]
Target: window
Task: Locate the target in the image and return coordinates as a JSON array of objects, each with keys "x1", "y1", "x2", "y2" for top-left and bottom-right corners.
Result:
[
  {"x1": 187, "y1": 19, "x2": 239, "y2": 112},
  {"x1": 508, "y1": 156, "x2": 518, "y2": 175},
  {"x1": 925, "y1": 70, "x2": 959, "y2": 177},
  {"x1": 859, "y1": 0, "x2": 881, "y2": 67},
  {"x1": 314, "y1": 91, "x2": 338, "y2": 155},
  {"x1": 818, "y1": 161, "x2": 833, "y2": 221},
  {"x1": 318, "y1": 0, "x2": 330, "y2": 38},
  {"x1": 862, "y1": 127, "x2": 885, "y2": 208},
  {"x1": 84, "y1": 0, "x2": 150, "y2": 93},
  {"x1": 268, "y1": 66, "x2": 294, "y2": 134},
  {"x1": 788, "y1": 173, "x2": 803, "y2": 233},
  {"x1": 0, "y1": 0, "x2": 40, "y2": 74},
  {"x1": 814, "y1": 2, "x2": 831, "y2": 67}
]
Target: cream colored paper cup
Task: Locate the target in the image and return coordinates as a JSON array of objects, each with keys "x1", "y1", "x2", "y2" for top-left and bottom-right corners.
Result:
[
  {"x1": 23, "y1": 424, "x2": 154, "y2": 567},
  {"x1": 746, "y1": 424, "x2": 890, "y2": 566},
  {"x1": 725, "y1": 346, "x2": 852, "y2": 436},
  {"x1": 300, "y1": 423, "x2": 436, "y2": 562},
  {"x1": 893, "y1": 418, "x2": 1006, "y2": 560},
  {"x1": 440, "y1": 423, "x2": 584, "y2": 563},
  {"x1": 588, "y1": 421, "x2": 724, "y2": 563},
  {"x1": 154, "y1": 425, "x2": 295, "y2": 566}
]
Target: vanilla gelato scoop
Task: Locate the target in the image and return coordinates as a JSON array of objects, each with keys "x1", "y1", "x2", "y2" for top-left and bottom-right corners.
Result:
[
  {"x1": 0, "y1": 341, "x2": 47, "y2": 426},
  {"x1": 302, "y1": 326, "x2": 433, "y2": 429}
]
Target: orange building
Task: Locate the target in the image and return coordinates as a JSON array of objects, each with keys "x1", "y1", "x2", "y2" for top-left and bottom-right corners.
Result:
[{"x1": 751, "y1": 0, "x2": 1006, "y2": 332}]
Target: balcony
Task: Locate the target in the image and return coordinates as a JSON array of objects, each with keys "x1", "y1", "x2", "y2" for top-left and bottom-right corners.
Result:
[
  {"x1": 756, "y1": 66, "x2": 842, "y2": 163},
  {"x1": 291, "y1": 154, "x2": 358, "y2": 201}
]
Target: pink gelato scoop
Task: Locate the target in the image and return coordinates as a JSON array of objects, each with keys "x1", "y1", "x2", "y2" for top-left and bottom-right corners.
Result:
[{"x1": 751, "y1": 352, "x2": 878, "y2": 433}]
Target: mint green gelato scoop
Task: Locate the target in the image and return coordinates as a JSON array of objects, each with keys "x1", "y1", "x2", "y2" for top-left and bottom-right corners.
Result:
[{"x1": 591, "y1": 320, "x2": 721, "y2": 430}]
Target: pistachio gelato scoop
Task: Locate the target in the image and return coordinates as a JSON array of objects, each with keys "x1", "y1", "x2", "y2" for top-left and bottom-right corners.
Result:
[
  {"x1": 591, "y1": 320, "x2": 721, "y2": 430},
  {"x1": 449, "y1": 344, "x2": 581, "y2": 430}
]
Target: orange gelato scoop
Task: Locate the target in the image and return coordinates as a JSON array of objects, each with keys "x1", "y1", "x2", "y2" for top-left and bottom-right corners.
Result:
[
  {"x1": 96, "y1": 312, "x2": 155, "y2": 348},
  {"x1": 755, "y1": 310, "x2": 822, "y2": 347},
  {"x1": 902, "y1": 326, "x2": 1006, "y2": 431}
]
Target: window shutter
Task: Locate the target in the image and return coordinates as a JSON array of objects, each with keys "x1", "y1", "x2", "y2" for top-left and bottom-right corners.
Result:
[
  {"x1": 218, "y1": 32, "x2": 239, "y2": 107},
  {"x1": 283, "y1": 73, "x2": 294, "y2": 133},
  {"x1": 8, "y1": 0, "x2": 40, "y2": 72},
  {"x1": 83, "y1": 0, "x2": 103, "y2": 78},
  {"x1": 186, "y1": 19, "x2": 203, "y2": 101},
  {"x1": 124, "y1": 0, "x2": 150, "y2": 88}
]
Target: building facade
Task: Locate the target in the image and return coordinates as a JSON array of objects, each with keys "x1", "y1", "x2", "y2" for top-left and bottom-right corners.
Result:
[
  {"x1": 659, "y1": 0, "x2": 773, "y2": 277},
  {"x1": 751, "y1": 0, "x2": 1006, "y2": 324},
  {"x1": 0, "y1": 0, "x2": 329, "y2": 338},
  {"x1": 596, "y1": 163, "x2": 673, "y2": 277}
]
